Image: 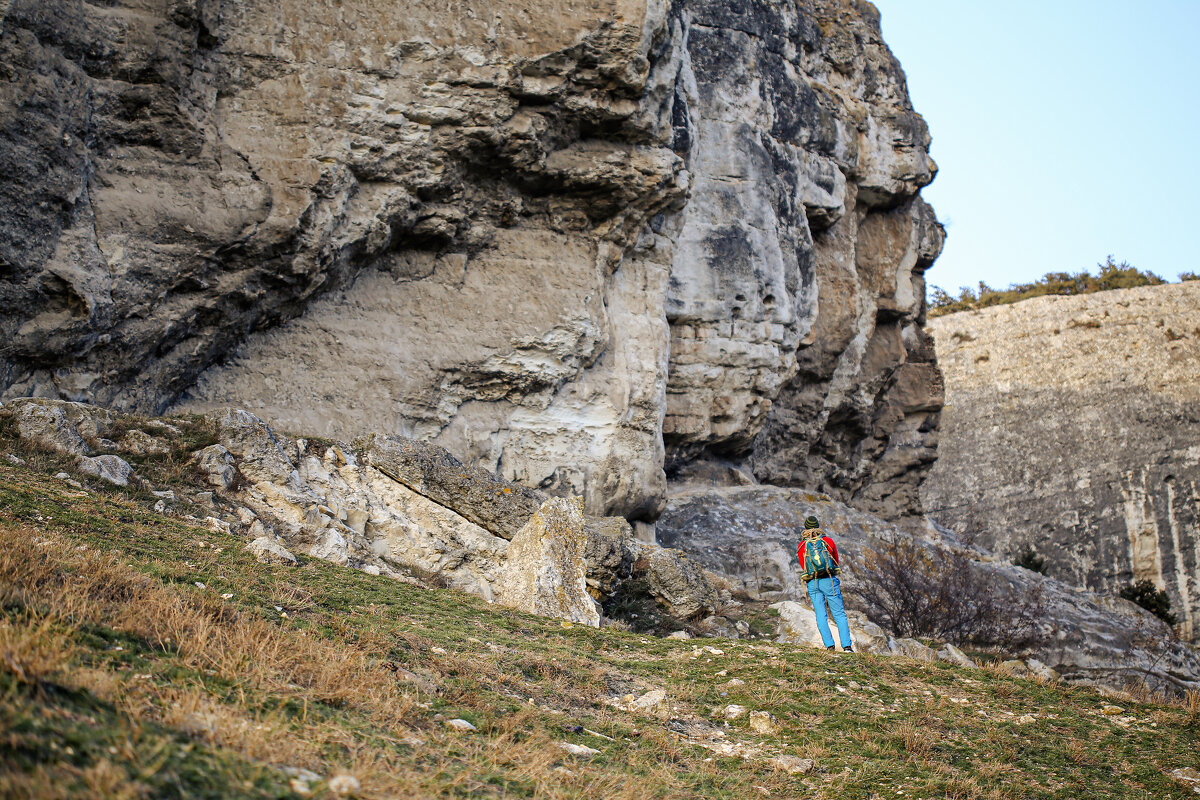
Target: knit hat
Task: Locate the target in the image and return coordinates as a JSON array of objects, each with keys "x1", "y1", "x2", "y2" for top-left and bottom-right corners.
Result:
[{"x1": 804, "y1": 516, "x2": 820, "y2": 529}]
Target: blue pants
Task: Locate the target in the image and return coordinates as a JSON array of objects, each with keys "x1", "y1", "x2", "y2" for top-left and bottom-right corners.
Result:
[{"x1": 806, "y1": 576, "x2": 853, "y2": 649}]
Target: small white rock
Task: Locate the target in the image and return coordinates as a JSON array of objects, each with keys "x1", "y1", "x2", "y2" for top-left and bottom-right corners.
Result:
[
  {"x1": 327, "y1": 774, "x2": 361, "y2": 795},
  {"x1": 559, "y1": 742, "x2": 601, "y2": 757},
  {"x1": 445, "y1": 718, "x2": 477, "y2": 732}
]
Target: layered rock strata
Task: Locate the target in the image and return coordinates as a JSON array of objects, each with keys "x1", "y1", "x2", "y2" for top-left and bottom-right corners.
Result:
[
  {"x1": 0, "y1": 0, "x2": 944, "y2": 523},
  {"x1": 657, "y1": 481, "x2": 1200, "y2": 695},
  {"x1": 923, "y1": 282, "x2": 1200, "y2": 640}
]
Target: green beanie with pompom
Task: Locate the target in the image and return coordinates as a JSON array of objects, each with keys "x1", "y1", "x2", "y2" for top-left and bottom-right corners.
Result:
[{"x1": 804, "y1": 516, "x2": 820, "y2": 529}]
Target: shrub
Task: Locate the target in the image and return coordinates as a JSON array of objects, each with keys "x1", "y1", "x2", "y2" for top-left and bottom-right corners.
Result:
[
  {"x1": 1013, "y1": 543, "x2": 1047, "y2": 574},
  {"x1": 856, "y1": 538, "x2": 1044, "y2": 649},
  {"x1": 928, "y1": 256, "x2": 1166, "y2": 317},
  {"x1": 1119, "y1": 579, "x2": 1177, "y2": 625},
  {"x1": 1180, "y1": 272, "x2": 1200, "y2": 282}
]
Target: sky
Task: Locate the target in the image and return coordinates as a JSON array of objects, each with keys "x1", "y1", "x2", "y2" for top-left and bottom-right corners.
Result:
[{"x1": 869, "y1": 0, "x2": 1200, "y2": 295}]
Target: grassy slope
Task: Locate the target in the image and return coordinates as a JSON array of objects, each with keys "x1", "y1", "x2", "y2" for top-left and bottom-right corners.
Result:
[{"x1": 0, "y1": 448, "x2": 1197, "y2": 798}]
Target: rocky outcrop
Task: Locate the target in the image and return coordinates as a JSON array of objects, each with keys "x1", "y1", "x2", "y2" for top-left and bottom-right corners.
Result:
[
  {"x1": 494, "y1": 496, "x2": 600, "y2": 627},
  {"x1": 923, "y1": 282, "x2": 1200, "y2": 640},
  {"x1": 657, "y1": 482, "x2": 1200, "y2": 695},
  {"x1": 4, "y1": 397, "x2": 724, "y2": 621},
  {"x1": 0, "y1": 0, "x2": 943, "y2": 524}
]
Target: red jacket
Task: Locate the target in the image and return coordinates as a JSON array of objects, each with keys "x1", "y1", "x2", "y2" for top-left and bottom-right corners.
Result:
[{"x1": 797, "y1": 534, "x2": 839, "y2": 570}]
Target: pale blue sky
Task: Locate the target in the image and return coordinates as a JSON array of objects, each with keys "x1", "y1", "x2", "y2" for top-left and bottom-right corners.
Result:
[{"x1": 870, "y1": 0, "x2": 1200, "y2": 295}]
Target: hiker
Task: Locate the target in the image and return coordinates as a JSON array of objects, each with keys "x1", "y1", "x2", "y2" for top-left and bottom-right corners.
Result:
[{"x1": 798, "y1": 516, "x2": 853, "y2": 653}]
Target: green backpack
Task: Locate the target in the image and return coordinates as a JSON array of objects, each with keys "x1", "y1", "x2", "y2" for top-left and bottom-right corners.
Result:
[{"x1": 801, "y1": 537, "x2": 839, "y2": 581}]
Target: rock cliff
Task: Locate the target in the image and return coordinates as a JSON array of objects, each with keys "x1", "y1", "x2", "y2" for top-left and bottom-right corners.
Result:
[
  {"x1": 0, "y1": 0, "x2": 943, "y2": 522},
  {"x1": 923, "y1": 282, "x2": 1200, "y2": 640}
]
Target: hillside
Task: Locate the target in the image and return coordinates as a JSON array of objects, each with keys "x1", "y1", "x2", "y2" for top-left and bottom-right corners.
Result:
[
  {"x1": 923, "y1": 281, "x2": 1200, "y2": 639},
  {"x1": 3, "y1": 457, "x2": 1199, "y2": 799}
]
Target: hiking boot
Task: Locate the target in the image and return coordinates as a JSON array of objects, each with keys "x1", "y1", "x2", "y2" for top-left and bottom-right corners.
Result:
[
  {"x1": 825, "y1": 645, "x2": 835, "y2": 652},
  {"x1": 843, "y1": 647, "x2": 854, "y2": 653}
]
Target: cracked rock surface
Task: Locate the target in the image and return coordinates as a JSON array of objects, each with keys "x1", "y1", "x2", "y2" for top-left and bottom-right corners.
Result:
[{"x1": 1, "y1": 0, "x2": 943, "y2": 522}]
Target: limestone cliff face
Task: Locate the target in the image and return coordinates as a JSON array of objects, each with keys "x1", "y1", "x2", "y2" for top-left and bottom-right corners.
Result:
[
  {"x1": 0, "y1": 0, "x2": 942, "y2": 522},
  {"x1": 923, "y1": 282, "x2": 1200, "y2": 640}
]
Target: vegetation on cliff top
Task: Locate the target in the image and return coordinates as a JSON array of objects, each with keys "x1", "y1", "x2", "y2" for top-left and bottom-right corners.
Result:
[
  {"x1": 1, "y1": 424, "x2": 1199, "y2": 799},
  {"x1": 928, "y1": 256, "x2": 1169, "y2": 317}
]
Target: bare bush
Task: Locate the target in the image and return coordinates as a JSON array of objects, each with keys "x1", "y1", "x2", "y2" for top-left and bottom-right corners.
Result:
[{"x1": 856, "y1": 538, "x2": 1045, "y2": 649}]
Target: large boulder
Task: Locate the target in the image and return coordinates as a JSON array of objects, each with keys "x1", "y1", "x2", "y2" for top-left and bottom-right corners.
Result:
[
  {"x1": 630, "y1": 543, "x2": 724, "y2": 620},
  {"x1": 494, "y1": 497, "x2": 599, "y2": 627},
  {"x1": 78, "y1": 454, "x2": 135, "y2": 486},
  {"x1": 7, "y1": 397, "x2": 116, "y2": 456}
]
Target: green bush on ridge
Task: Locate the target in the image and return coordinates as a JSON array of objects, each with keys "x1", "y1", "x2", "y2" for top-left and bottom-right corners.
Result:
[{"x1": 928, "y1": 256, "x2": 1169, "y2": 317}]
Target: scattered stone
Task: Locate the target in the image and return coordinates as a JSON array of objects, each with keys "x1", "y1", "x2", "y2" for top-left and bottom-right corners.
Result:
[
  {"x1": 78, "y1": 454, "x2": 135, "y2": 486},
  {"x1": 4, "y1": 453, "x2": 25, "y2": 466},
  {"x1": 1025, "y1": 658, "x2": 1060, "y2": 682},
  {"x1": 327, "y1": 774, "x2": 361, "y2": 795},
  {"x1": 280, "y1": 767, "x2": 322, "y2": 797},
  {"x1": 1170, "y1": 767, "x2": 1200, "y2": 791},
  {"x1": 204, "y1": 516, "x2": 232, "y2": 535},
  {"x1": 494, "y1": 497, "x2": 600, "y2": 627},
  {"x1": 720, "y1": 704, "x2": 747, "y2": 720},
  {"x1": 623, "y1": 689, "x2": 669, "y2": 717},
  {"x1": 154, "y1": 500, "x2": 166, "y2": 514},
  {"x1": 193, "y1": 444, "x2": 237, "y2": 489},
  {"x1": 246, "y1": 537, "x2": 298, "y2": 566},
  {"x1": 1016, "y1": 714, "x2": 1036, "y2": 725},
  {"x1": 152, "y1": 489, "x2": 175, "y2": 501},
  {"x1": 54, "y1": 472, "x2": 71, "y2": 481},
  {"x1": 667, "y1": 630, "x2": 692, "y2": 640},
  {"x1": 235, "y1": 506, "x2": 257, "y2": 525},
  {"x1": 768, "y1": 755, "x2": 814, "y2": 775},
  {"x1": 723, "y1": 678, "x2": 746, "y2": 687},
  {"x1": 445, "y1": 718, "x2": 477, "y2": 732},
  {"x1": 559, "y1": 742, "x2": 601, "y2": 757},
  {"x1": 748, "y1": 710, "x2": 779, "y2": 735},
  {"x1": 430, "y1": 646, "x2": 448, "y2": 655},
  {"x1": 936, "y1": 643, "x2": 977, "y2": 669},
  {"x1": 1101, "y1": 705, "x2": 1125, "y2": 716}
]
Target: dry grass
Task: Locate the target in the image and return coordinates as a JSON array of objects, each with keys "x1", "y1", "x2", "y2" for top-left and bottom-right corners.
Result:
[{"x1": 1, "y1": 452, "x2": 1198, "y2": 800}]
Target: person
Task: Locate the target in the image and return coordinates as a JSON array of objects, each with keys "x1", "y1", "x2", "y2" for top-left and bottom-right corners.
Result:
[{"x1": 797, "y1": 516, "x2": 853, "y2": 653}]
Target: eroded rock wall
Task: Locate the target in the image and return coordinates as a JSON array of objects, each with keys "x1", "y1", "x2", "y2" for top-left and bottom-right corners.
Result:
[
  {"x1": 0, "y1": 0, "x2": 943, "y2": 522},
  {"x1": 664, "y1": 1, "x2": 945, "y2": 524},
  {"x1": 923, "y1": 283, "x2": 1200, "y2": 640}
]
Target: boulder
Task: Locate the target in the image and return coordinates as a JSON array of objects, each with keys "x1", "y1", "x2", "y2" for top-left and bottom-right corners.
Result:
[
  {"x1": 769, "y1": 756, "x2": 815, "y2": 775},
  {"x1": 631, "y1": 543, "x2": 723, "y2": 620},
  {"x1": 771, "y1": 600, "x2": 826, "y2": 649},
  {"x1": 494, "y1": 497, "x2": 599, "y2": 627},
  {"x1": 194, "y1": 444, "x2": 237, "y2": 489},
  {"x1": 936, "y1": 644, "x2": 978, "y2": 669},
  {"x1": 748, "y1": 711, "x2": 779, "y2": 735},
  {"x1": 361, "y1": 434, "x2": 544, "y2": 540},
  {"x1": 582, "y1": 516, "x2": 636, "y2": 598},
  {"x1": 10, "y1": 399, "x2": 89, "y2": 456},
  {"x1": 78, "y1": 455, "x2": 134, "y2": 486},
  {"x1": 246, "y1": 537, "x2": 297, "y2": 566},
  {"x1": 1025, "y1": 658, "x2": 1060, "y2": 682}
]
